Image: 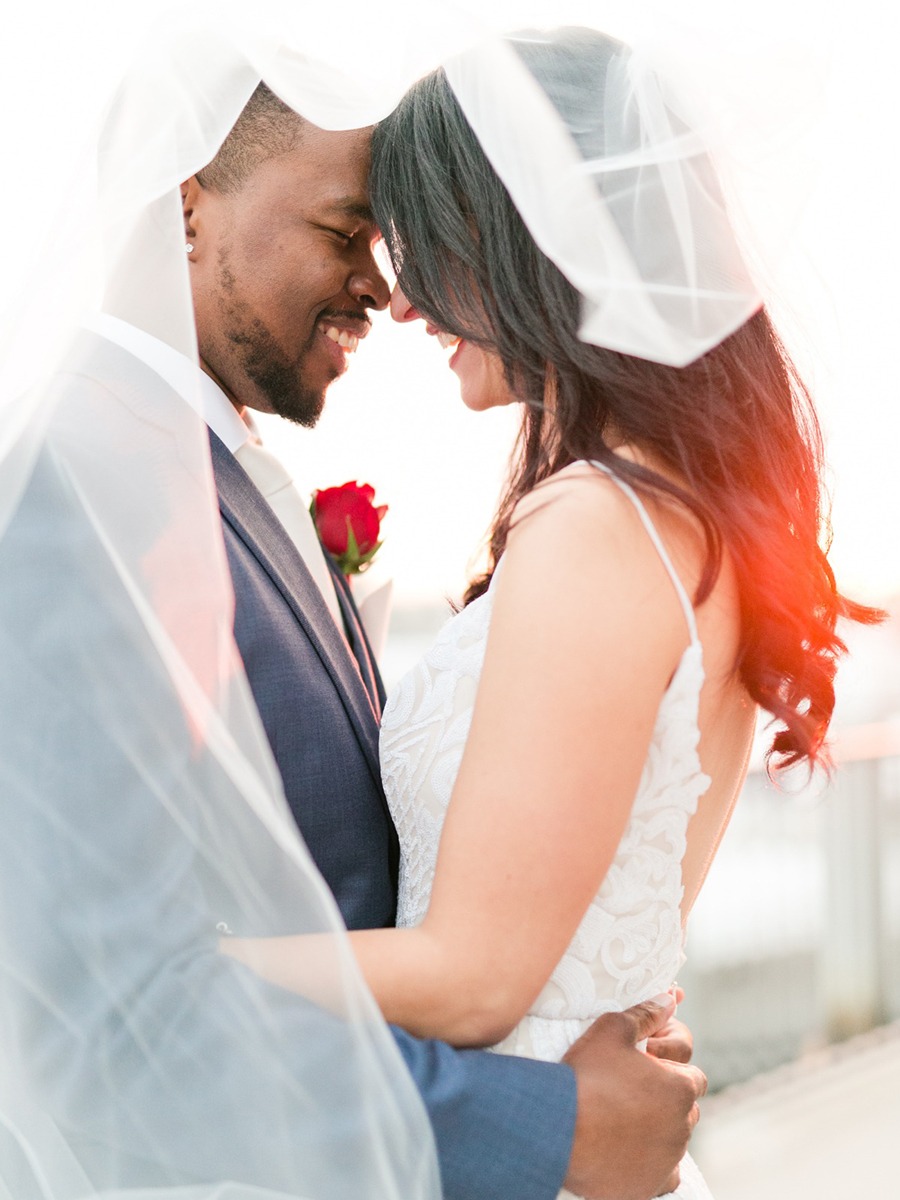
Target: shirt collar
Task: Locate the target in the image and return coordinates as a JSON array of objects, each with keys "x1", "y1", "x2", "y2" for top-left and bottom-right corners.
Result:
[{"x1": 83, "y1": 312, "x2": 251, "y2": 453}]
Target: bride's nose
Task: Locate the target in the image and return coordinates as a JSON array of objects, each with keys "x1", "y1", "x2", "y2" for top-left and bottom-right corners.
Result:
[{"x1": 389, "y1": 283, "x2": 421, "y2": 324}]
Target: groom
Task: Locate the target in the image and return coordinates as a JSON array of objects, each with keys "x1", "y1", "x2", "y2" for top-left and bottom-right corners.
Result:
[{"x1": 165, "y1": 82, "x2": 703, "y2": 1200}]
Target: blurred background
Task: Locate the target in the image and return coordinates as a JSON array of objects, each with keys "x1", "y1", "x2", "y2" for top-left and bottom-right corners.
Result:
[{"x1": 3, "y1": 0, "x2": 898, "y2": 1194}]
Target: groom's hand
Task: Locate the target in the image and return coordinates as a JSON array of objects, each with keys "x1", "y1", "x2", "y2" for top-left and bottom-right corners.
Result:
[
  {"x1": 645, "y1": 988, "x2": 693, "y2": 1065},
  {"x1": 645, "y1": 1013, "x2": 693, "y2": 1065},
  {"x1": 561, "y1": 996, "x2": 706, "y2": 1200}
]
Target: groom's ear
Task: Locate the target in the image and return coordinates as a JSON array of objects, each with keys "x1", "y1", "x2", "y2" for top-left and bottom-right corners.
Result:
[{"x1": 181, "y1": 176, "x2": 201, "y2": 244}]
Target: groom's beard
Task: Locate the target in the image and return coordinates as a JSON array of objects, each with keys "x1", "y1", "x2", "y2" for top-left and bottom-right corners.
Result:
[{"x1": 227, "y1": 319, "x2": 329, "y2": 430}]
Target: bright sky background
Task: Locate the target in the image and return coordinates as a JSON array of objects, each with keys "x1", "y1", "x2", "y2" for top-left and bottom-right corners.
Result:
[{"x1": 3, "y1": 0, "x2": 898, "y2": 608}]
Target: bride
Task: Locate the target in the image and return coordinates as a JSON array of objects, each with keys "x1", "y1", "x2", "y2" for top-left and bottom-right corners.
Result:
[{"x1": 223, "y1": 25, "x2": 877, "y2": 1198}]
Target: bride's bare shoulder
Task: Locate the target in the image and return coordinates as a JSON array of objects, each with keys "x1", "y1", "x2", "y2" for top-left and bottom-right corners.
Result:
[
  {"x1": 507, "y1": 455, "x2": 712, "y2": 605},
  {"x1": 511, "y1": 459, "x2": 628, "y2": 520},
  {"x1": 511, "y1": 457, "x2": 692, "y2": 542},
  {"x1": 505, "y1": 460, "x2": 672, "y2": 587}
]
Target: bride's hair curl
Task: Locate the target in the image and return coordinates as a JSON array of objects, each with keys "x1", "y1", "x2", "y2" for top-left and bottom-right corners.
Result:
[{"x1": 370, "y1": 28, "x2": 882, "y2": 771}]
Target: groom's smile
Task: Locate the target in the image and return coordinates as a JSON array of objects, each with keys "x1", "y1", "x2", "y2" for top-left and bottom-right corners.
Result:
[
  {"x1": 184, "y1": 121, "x2": 389, "y2": 427},
  {"x1": 315, "y1": 309, "x2": 372, "y2": 371}
]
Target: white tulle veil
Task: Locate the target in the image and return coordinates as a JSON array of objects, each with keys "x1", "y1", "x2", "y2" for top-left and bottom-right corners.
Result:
[
  {"x1": 0, "y1": 2, "x2": 821, "y2": 1196},
  {"x1": 0, "y1": 6, "x2": 451, "y2": 1198}
]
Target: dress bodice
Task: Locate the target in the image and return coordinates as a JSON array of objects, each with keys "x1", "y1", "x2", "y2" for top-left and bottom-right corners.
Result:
[{"x1": 379, "y1": 466, "x2": 712, "y2": 1065}]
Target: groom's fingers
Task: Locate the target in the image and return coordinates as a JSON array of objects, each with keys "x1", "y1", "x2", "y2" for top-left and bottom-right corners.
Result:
[
  {"x1": 574, "y1": 999, "x2": 708, "y2": 1100},
  {"x1": 667, "y1": 1060, "x2": 708, "y2": 1103},
  {"x1": 646, "y1": 1015, "x2": 693, "y2": 1064},
  {"x1": 618, "y1": 995, "x2": 677, "y2": 1045},
  {"x1": 658, "y1": 1095, "x2": 702, "y2": 1196}
]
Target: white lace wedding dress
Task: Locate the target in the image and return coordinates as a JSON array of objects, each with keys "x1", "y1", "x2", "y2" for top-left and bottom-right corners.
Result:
[{"x1": 379, "y1": 467, "x2": 715, "y2": 1199}]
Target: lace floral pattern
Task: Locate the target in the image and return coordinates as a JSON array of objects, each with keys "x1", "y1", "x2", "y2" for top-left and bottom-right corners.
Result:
[
  {"x1": 380, "y1": 584, "x2": 709, "y2": 1039},
  {"x1": 380, "y1": 595, "x2": 488, "y2": 930}
]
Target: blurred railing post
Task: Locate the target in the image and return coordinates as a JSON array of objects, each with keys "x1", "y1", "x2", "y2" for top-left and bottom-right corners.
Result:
[{"x1": 822, "y1": 756, "x2": 886, "y2": 1040}]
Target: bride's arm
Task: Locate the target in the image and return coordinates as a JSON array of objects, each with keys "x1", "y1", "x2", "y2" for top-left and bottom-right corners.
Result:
[{"x1": 226, "y1": 472, "x2": 698, "y2": 1046}]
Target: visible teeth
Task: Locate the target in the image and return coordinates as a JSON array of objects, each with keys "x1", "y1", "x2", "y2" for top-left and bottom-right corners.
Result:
[
  {"x1": 320, "y1": 324, "x2": 359, "y2": 352},
  {"x1": 436, "y1": 330, "x2": 461, "y2": 350}
]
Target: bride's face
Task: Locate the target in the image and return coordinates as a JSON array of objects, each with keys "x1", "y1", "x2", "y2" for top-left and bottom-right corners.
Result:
[{"x1": 389, "y1": 284, "x2": 515, "y2": 412}]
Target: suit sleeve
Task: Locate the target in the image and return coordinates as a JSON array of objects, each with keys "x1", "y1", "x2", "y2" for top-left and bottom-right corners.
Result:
[{"x1": 392, "y1": 1025, "x2": 576, "y2": 1200}]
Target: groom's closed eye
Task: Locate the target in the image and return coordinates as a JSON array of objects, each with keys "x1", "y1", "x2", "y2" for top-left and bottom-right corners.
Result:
[
  {"x1": 320, "y1": 226, "x2": 356, "y2": 244},
  {"x1": 322, "y1": 198, "x2": 382, "y2": 247}
]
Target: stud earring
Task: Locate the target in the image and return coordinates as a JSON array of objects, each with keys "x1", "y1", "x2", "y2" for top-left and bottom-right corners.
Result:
[{"x1": 185, "y1": 242, "x2": 194, "y2": 254}]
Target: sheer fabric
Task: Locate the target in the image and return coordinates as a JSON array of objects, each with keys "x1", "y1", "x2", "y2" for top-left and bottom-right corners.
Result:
[
  {"x1": 0, "y1": 3, "x2": 822, "y2": 1197},
  {"x1": 0, "y1": 5, "x2": 446, "y2": 1198}
]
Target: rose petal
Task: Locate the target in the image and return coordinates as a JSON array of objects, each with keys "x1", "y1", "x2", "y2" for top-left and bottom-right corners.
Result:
[{"x1": 311, "y1": 482, "x2": 385, "y2": 562}]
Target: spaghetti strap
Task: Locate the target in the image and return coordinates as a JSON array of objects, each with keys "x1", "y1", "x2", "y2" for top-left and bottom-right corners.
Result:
[{"x1": 589, "y1": 461, "x2": 699, "y2": 644}]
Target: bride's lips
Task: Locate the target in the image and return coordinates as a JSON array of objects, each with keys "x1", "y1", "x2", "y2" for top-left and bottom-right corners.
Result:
[{"x1": 426, "y1": 324, "x2": 463, "y2": 368}]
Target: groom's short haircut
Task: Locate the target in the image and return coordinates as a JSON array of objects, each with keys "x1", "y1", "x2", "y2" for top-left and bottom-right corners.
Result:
[{"x1": 196, "y1": 82, "x2": 307, "y2": 193}]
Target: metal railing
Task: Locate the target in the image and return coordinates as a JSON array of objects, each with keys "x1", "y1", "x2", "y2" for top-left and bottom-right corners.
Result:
[{"x1": 678, "y1": 720, "x2": 900, "y2": 1091}]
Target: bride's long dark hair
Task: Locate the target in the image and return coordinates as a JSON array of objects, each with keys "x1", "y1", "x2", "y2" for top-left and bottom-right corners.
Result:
[{"x1": 370, "y1": 33, "x2": 881, "y2": 770}]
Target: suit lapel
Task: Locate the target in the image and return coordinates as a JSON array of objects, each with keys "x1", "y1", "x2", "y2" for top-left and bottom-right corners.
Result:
[
  {"x1": 328, "y1": 559, "x2": 387, "y2": 718},
  {"x1": 209, "y1": 432, "x2": 383, "y2": 781}
]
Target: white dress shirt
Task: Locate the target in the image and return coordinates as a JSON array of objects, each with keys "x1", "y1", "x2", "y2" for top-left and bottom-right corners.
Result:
[{"x1": 85, "y1": 312, "x2": 344, "y2": 627}]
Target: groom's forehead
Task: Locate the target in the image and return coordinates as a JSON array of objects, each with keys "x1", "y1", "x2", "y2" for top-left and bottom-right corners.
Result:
[
  {"x1": 303, "y1": 122, "x2": 373, "y2": 172},
  {"x1": 278, "y1": 124, "x2": 376, "y2": 207},
  {"x1": 219, "y1": 126, "x2": 371, "y2": 210}
]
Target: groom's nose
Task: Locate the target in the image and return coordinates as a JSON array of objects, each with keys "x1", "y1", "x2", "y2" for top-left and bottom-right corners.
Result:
[{"x1": 389, "y1": 283, "x2": 420, "y2": 324}]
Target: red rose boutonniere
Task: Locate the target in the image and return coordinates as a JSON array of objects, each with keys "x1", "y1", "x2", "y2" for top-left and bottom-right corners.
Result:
[{"x1": 310, "y1": 481, "x2": 387, "y2": 576}]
